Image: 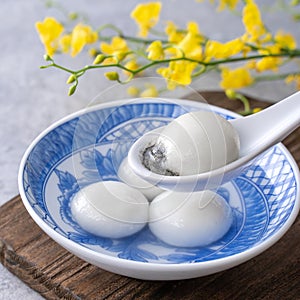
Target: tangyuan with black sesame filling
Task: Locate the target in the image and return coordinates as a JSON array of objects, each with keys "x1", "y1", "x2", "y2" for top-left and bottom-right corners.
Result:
[{"x1": 142, "y1": 110, "x2": 240, "y2": 176}]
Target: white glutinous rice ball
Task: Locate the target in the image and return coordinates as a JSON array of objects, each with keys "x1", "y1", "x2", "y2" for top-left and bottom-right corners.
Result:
[
  {"x1": 118, "y1": 157, "x2": 164, "y2": 201},
  {"x1": 149, "y1": 190, "x2": 233, "y2": 247},
  {"x1": 70, "y1": 181, "x2": 149, "y2": 239},
  {"x1": 142, "y1": 110, "x2": 240, "y2": 176}
]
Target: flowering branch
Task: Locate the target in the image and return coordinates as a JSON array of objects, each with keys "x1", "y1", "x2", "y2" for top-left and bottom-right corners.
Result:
[{"x1": 36, "y1": 0, "x2": 300, "y2": 113}]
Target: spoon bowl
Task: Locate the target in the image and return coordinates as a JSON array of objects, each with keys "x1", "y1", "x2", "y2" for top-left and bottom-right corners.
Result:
[{"x1": 128, "y1": 92, "x2": 300, "y2": 192}]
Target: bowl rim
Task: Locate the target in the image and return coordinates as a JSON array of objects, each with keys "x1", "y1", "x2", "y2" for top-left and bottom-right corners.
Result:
[{"x1": 18, "y1": 97, "x2": 300, "y2": 273}]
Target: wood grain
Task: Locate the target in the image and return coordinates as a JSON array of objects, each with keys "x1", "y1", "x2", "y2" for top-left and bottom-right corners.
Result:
[{"x1": 1, "y1": 91, "x2": 299, "y2": 300}]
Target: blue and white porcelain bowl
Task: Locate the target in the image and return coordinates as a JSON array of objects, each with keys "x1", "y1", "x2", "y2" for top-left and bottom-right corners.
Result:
[{"x1": 18, "y1": 98, "x2": 300, "y2": 280}]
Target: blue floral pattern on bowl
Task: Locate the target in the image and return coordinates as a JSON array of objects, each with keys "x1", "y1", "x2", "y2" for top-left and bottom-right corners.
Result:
[{"x1": 20, "y1": 99, "x2": 299, "y2": 267}]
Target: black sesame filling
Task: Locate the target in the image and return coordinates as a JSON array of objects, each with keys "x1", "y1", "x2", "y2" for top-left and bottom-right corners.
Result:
[{"x1": 142, "y1": 143, "x2": 179, "y2": 176}]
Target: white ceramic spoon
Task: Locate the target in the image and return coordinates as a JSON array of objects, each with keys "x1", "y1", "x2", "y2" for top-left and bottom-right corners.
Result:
[{"x1": 128, "y1": 91, "x2": 300, "y2": 192}]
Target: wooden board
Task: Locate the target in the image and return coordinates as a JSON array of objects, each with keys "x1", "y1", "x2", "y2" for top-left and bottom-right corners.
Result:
[{"x1": 1, "y1": 91, "x2": 300, "y2": 300}]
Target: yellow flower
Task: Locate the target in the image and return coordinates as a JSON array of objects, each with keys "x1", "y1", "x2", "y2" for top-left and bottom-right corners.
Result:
[
  {"x1": 186, "y1": 21, "x2": 201, "y2": 35},
  {"x1": 172, "y1": 23, "x2": 203, "y2": 60},
  {"x1": 147, "y1": 40, "x2": 164, "y2": 60},
  {"x1": 220, "y1": 67, "x2": 254, "y2": 89},
  {"x1": 59, "y1": 34, "x2": 72, "y2": 54},
  {"x1": 165, "y1": 21, "x2": 184, "y2": 43},
  {"x1": 252, "y1": 107, "x2": 262, "y2": 113},
  {"x1": 256, "y1": 44, "x2": 282, "y2": 72},
  {"x1": 285, "y1": 74, "x2": 300, "y2": 90},
  {"x1": 157, "y1": 61, "x2": 197, "y2": 89},
  {"x1": 165, "y1": 21, "x2": 202, "y2": 59},
  {"x1": 58, "y1": 24, "x2": 98, "y2": 57},
  {"x1": 218, "y1": 0, "x2": 239, "y2": 11},
  {"x1": 123, "y1": 59, "x2": 140, "y2": 76},
  {"x1": 178, "y1": 33, "x2": 202, "y2": 60},
  {"x1": 89, "y1": 48, "x2": 98, "y2": 57},
  {"x1": 205, "y1": 41, "x2": 224, "y2": 61},
  {"x1": 242, "y1": 0, "x2": 267, "y2": 43},
  {"x1": 127, "y1": 86, "x2": 140, "y2": 97},
  {"x1": 100, "y1": 36, "x2": 130, "y2": 63},
  {"x1": 205, "y1": 38, "x2": 244, "y2": 60},
  {"x1": 223, "y1": 38, "x2": 245, "y2": 55},
  {"x1": 70, "y1": 23, "x2": 98, "y2": 57},
  {"x1": 274, "y1": 30, "x2": 297, "y2": 50},
  {"x1": 166, "y1": 21, "x2": 205, "y2": 61},
  {"x1": 256, "y1": 57, "x2": 282, "y2": 72},
  {"x1": 140, "y1": 84, "x2": 159, "y2": 97},
  {"x1": 124, "y1": 59, "x2": 139, "y2": 71},
  {"x1": 130, "y1": 2, "x2": 162, "y2": 37},
  {"x1": 245, "y1": 60, "x2": 257, "y2": 69},
  {"x1": 35, "y1": 17, "x2": 64, "y2": 56}
]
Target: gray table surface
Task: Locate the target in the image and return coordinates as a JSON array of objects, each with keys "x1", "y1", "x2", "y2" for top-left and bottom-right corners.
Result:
[{"x1": 0, "y1": 1, "x2": 298, "y2": 299}]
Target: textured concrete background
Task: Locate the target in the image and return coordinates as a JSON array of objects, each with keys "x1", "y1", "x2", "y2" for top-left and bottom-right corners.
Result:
[{"x1": 0, "y1": 1, "x2": 299, "y2": 298}]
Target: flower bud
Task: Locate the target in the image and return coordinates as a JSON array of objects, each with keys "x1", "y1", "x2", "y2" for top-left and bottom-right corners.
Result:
[
  {"x1": 43, "y1": 54, "x2": 53, "y2": 61},
  {"x1": 291, "y1": 0, "x2": 300, "y2": 5},
  {"x1": 68, "y1": 12, "x2": 79, "y2": 21},
  {"x1": 68, "y1": 84, "x2": 77, "y2": 96},
  {"x1": 66, "y1": 74, "x2": 76, "y2": 84},
  {"x1": 93, "y1": 54, "x2": 106, "y2": 65},
  {"x1": 105, "y1": 71, "x2": 119, "y2": 81},
  {"x1": 225, "y1": 89, "x2": 237, "y2": 99}
]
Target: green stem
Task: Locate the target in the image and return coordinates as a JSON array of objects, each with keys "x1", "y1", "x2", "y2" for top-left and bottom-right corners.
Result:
[
  {"x1": 192, "y1": 65, "x2": 207, "y2": 78},
  {"x1": 254, "y1": 71, "x2": 300, "y2": 82},
  {"x1": 96, "y1": 24, "x2": 169, "y2": 44},
  {"x1": 50, "y1": 62, "x2": 78, "y2": 74},
  {"x1": 148, "y1": 27, "x2": 168, "y2": 38},
  {"x1": 97, "y1": 24, "x2": 123, "y2": 35},
  {"x1": 205, "y1": 50, "x2": 300, "y2": 66},
  {"x1": 97, "y1": 34, "x2": 169, "y2": 45},
  {"x1": 120, "y1": 35, "x2": 169, "y2": 45},
  {"x1": 236, "y1": 93, "x2": 251, "y2": 113},
  {"x1": 43, "y1": 49, "x2": 300, "y2": 77}
]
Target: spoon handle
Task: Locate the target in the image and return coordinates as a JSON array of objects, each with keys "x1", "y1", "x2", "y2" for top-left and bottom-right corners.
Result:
[{"x1": 230, "y1": 91, "x2": 300, "y2": 157}]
